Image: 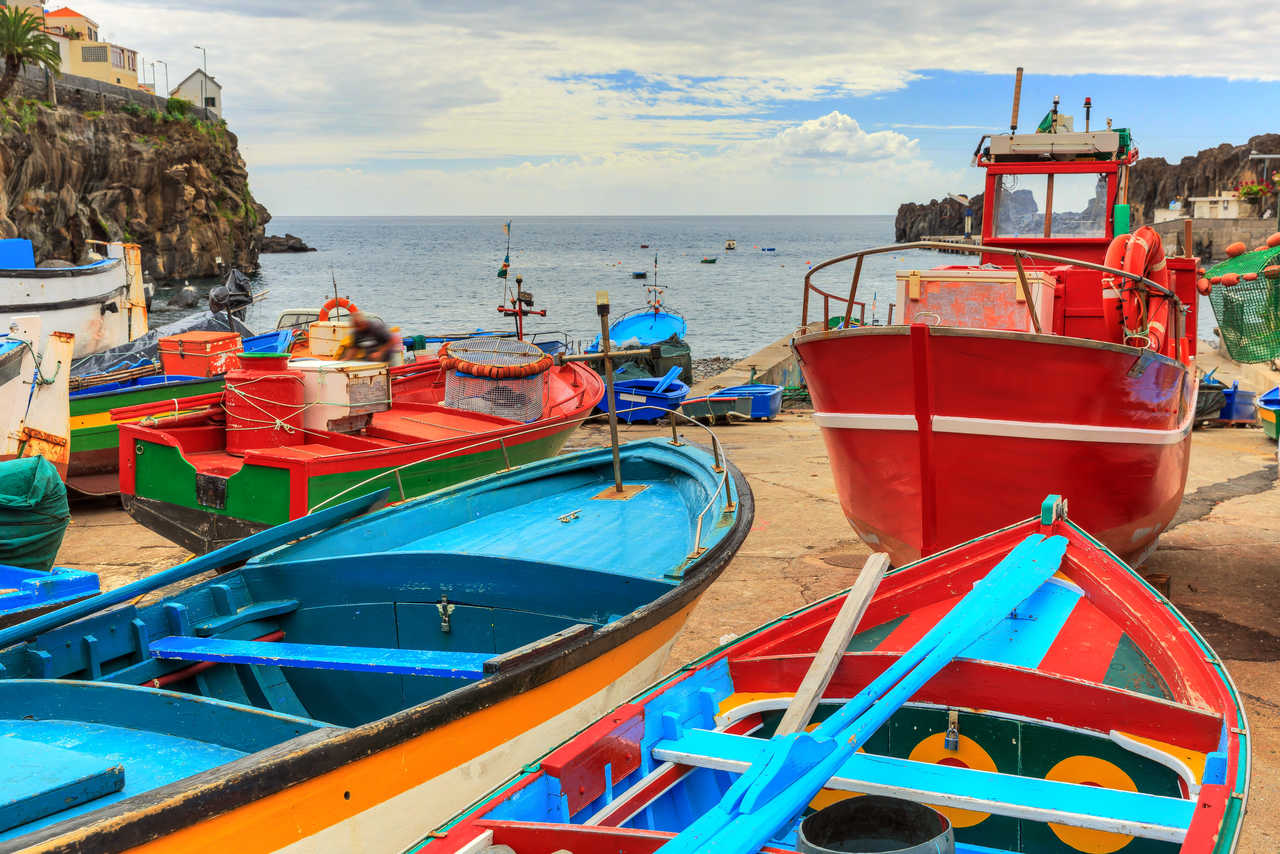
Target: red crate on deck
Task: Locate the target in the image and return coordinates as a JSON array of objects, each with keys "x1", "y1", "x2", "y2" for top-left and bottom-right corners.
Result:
[{"x1": 158, "y1": 331, "x2": 242, "y2": 377}]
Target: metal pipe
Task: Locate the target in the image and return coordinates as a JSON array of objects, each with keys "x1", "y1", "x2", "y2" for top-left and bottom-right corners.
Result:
[
  {"x1": 841, "y1": 255, "x2": 864, "y2": 328},
  {"x1": 597, "y1": 291, "x2": 623, "y2": 493},
  {"x1": 555, "y1": 346, "x2": 659, "y2": 364}
]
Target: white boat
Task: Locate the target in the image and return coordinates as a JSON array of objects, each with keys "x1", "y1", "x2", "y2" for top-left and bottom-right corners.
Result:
[
  {"x1": 0, "y1": 239, "x2": 147, "y2": 359},
  {"x1": 725, "y1": 238, "x2": 737, "y2": 250},
  {"x1": 0, "y1": 316, "x2": 74, "y2": 475}
]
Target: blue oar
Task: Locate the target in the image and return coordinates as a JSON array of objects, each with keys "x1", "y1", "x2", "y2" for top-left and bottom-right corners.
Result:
[
  {"x1": 652, "y1": 365, "x2": 683, "y2": 393},
  {"x1": 0, "y1": 489, "x2": 390, "y2": 650},
  {"x1": 659, "y1": 532, "x2": 1068, "y2": 854}
]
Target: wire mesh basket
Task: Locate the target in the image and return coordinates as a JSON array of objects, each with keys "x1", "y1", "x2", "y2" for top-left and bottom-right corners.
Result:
[
  {"x1": 1207, "y1": 248, "x2": 1280, "y2": 363},
  {"x1": 440, "y1": 337, "x2": 551, "y2": 422}
]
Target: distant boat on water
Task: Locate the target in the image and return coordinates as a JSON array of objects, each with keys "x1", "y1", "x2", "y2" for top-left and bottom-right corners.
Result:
[{"x1": 725, "y1": 239, "x2": 736, "y2": 250}]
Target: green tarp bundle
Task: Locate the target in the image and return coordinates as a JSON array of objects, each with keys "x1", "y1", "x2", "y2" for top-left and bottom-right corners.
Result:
[
  {"x1": 1207, "y1": 248, "x2": 1280, "y2": 363},
  {"x1": 0, "y1": 457, "x2": 70, "y2": 573},
  {"x1": 600, "y1": 335, "x2": 693, "y2": 386}
]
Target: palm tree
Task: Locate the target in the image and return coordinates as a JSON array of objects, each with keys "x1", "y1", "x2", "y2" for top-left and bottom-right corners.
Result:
[{"x1": 0, "y1": 6, "x2": 61, "y2": 102}]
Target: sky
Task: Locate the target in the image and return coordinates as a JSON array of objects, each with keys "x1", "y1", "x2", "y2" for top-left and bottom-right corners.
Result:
[{"x1": 79, "y1": 0, "x2": 1280, "y2": 217}]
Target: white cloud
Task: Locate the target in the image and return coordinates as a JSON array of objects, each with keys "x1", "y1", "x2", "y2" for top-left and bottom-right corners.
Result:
[{"x1": 767, "y1": 112, "x2": 917, "y2": 162}]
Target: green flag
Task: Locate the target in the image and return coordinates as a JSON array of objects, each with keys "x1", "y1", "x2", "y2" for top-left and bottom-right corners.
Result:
[{"x1": 497, "y1": 253, "x2": 510, "y2": 278}]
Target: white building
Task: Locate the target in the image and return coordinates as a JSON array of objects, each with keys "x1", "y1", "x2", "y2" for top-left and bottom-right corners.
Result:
[
  {"x1": 170, "y1": 68, "x2": 221, "y2": 118},
  {"x1": 1187, "y1": 191, "x2": 1249, "y2": 220}
]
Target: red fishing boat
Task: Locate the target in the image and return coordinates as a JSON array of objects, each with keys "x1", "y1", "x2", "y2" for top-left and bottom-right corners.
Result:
[{"x1": 796, "y1": 81, "x2": 1198, "y2": 566}]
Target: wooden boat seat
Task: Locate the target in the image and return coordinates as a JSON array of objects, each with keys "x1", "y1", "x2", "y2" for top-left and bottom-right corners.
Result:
[
  {"x1": 149, "y1": 636, "x2": 492, "y2": 680},
  {"x1": 255, "y1": 443, "x2": 352, "y2": 461},
  {"x1": 364, "y1": 405, "x2": 516, "y2": 445},
  {"x1": 0, "y1": 737, "x2": 124, "y2": 831},
  {"x1": 185, "y1": 451, "x2": 245, "y2": 478},
  {"x1": 652, "y1": 727, "x2": 1194, "y2": 843}
]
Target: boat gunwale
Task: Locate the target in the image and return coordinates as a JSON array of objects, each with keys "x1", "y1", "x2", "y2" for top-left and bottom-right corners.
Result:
[
  {"x1": 0, "y1": 257, "x2": 122, "y2": 279},
  {"x1": 12, "y1": 443, "x2": 756, "y2": 854}
]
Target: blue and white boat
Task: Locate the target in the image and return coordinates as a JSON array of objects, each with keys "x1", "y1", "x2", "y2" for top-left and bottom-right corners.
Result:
[
  {"x1": 0, "y1": 438, "x2": 752, "y2": 852},
  {"x1": 719, "y1": 383, "x2": 784, "y2": 419}
]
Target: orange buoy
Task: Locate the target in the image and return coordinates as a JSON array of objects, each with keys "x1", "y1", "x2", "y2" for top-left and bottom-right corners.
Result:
[
  {"x1": 1197, "y1": 277, "x2": 1212, "y2": 295},
  {"x1": 1210, "y1": 276, "x2": 1222, "y2": 284},
  {"x1": 1256, "y1": 245, "x2": 1270, "y2": 253},
  {"x1": 1222, "y1": 273, "x2": 1240, "y2": 286},
  {"x1": 1226, "y1": 242, "x2": 1247, "y2": 257},
  {"x1": 1268, "y1": 233, "x2": 1280, "y2": 247},
  {"x1": 1244, "y1": 272, "x2": 1259, "y2": 281},
  {"x1": 1265, "y1": 265, "x2": 1280, "y2": 279}
]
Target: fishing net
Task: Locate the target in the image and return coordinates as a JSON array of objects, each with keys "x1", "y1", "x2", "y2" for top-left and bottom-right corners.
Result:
[
  {"x1": 440, "y1": 337, "x2": 550, "y2": 423},
  {"x1": 1206, "y1": 248, "x2": 1280, "y2": 363}
]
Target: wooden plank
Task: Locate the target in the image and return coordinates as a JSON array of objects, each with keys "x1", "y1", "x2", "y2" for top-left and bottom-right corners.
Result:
[
  {"x1": 149, "y1": 636, "x2": 490, "y2": 679},
  {"x1": 0, "y1": 737, "x2": 123, "y2": 832},
  {"x1": 775, "y1": 553, "x2": 889, "y2": 735},
  {"x1": 652, "y1": 728, "x2": 1193, "y2": 842}
]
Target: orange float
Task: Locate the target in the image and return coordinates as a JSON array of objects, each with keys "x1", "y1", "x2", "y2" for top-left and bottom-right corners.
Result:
[
  {"x1": 1197, "y1": 277, "x2": 1212, "y2": 295},
  {"x1": 1225, "y1": 241, "x2": 1246, "y2": 257},
  {"x1": 1268, "y1": 232, "x2": 1280, "y2": 247},
  {"x1": 1221, "y1": 273, "x2": 1240, "y2": 287},
  {"x1": 318, "y1": 297, "x2": 359, "y2": 322},
  {"x1": 1244, "y1": 272, "x2": 1259, "y2": 281},
  {"x1": 1265, "y1": 265, "x2": 1280, "y2": 279}
]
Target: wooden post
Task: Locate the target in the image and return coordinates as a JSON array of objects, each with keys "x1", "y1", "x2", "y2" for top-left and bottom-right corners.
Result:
[
  {"x1": 1013, "y1": 254, "x2": 1043, "y2": 334},
  {"x1": 1184, "y1": 218, "x2": 1194, "y2": 259},
  {"x1": 1010, "y1": 67, "x2": 1024, "y2": 132},
  {"x1": 775, "y1": 553, "x2": 890, "y2": 736},
  {"x1": 597, "y1": 291, "x2": 623, "y2": 494},
  {"x1": 1043, "y1": 174, "x2": 1055, "y2": 238}
]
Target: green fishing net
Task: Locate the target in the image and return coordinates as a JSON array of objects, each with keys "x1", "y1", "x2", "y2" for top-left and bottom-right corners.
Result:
[{"x1": 1206, "y1": 248, "x2": 1280, "y2": 363}]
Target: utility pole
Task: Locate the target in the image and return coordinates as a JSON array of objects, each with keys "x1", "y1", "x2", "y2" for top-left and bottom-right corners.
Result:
[
  {"x1": 194, "y1": 44, "x2": 207, "y2": 116},
  {"x1": 1249, "y1": 151, "x2": 1280, "y2": 229},
  {"x1": 155, "y1": 59, "x2": 169, "y2": 97}
]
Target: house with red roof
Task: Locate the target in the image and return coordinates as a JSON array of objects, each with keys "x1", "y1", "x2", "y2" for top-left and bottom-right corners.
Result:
[{"x1": 39, "y1": 6, "x2": 139, "y2": 89}]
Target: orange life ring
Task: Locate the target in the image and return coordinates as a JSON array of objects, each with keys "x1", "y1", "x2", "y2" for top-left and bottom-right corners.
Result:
[
  {"x1": 1119, "y1": 226, "x2": 1172, "y2": 353},
  {"x1": 1099, "y1": 233, "x2": 1131, "y2": 343},
  {"x1": 436, "y1": 342, "x2": 553, "y2": 379},
  {"x1": 318, "y1": 297, "x2": 359, "y2": 322}
]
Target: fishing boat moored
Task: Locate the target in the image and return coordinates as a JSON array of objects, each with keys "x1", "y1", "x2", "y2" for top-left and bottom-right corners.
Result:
[
  {"x1": 796, "y1": 85, "x2": 1197, "y2": 566},
  {"x1": 0, "y1": 437, "x2": 752, "y2": 852},
  {"x1": 417, "y1": 495, "x2": 1249, "y2": 854}
]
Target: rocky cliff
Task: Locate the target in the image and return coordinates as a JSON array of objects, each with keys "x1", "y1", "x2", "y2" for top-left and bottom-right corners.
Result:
[
  {"x1": 0, "y1": 98, "x2": 268, "y2": 280},
  {"x1": 895, "y1": 133, "x2": 1280, "y2": 240}
]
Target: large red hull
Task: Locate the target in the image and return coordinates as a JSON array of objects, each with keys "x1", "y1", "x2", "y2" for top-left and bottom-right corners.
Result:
[{"x1": 795, "y1": 324, "x2": 1194, "y2": 565}]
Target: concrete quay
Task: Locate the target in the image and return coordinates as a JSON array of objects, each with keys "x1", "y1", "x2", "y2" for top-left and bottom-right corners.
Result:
[{"x1": 58, "y1": 347, "x2": 1280, "y2": 850}]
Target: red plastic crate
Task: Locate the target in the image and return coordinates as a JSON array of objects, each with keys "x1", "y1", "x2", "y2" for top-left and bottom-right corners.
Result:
[{"x1": 158, "y1": 331, "x2": 242, "y2": 377}]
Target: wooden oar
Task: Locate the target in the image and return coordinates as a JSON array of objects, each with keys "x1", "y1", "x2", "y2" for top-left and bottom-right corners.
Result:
[
  {"x1": 110, "y1": 391, "x2": 224, "y2": 422},
  {"x1": 658, "y1": 532, "x2": 1068, "y2": 854},
  {"x1": 652, "y1": 365, "x2": 683, "y2": 394},
  {"x1": 0, "y1": 489, "x2": 390, "y2": 650},
  {"x1": 775, "y1": 553, "x2": 890, "y2": 736}
]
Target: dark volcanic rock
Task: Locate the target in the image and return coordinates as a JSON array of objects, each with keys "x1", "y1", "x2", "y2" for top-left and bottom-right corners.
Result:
[
  {"x1": 895, "y1": 195, "x2": 983, "y2": 242},
  {"x1": 261, "y1": 233, "x2": 316, "y2": 253},
  {"x1": 0, "y1": 99, "x2": 268, "y2": 281}
]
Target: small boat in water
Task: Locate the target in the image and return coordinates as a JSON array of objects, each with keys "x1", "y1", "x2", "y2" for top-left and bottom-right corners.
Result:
[
  {"x1": 0, "y1": 239, "x2": 147, "y2": 358},
  {"x1": 700, "y1": 257, "x2": 718, "y2": 264},
  {"x1": 119, "y1": 338, "x2": 604, "y2": 553},
  {"x1": 0, "y1": 438, "x2": 751, "y2": 852},
  {"x1": 417, "y1": 495, "x2": 1249, "y2": 854},
  {"x1": 725, "y1": 239, "x2": 737, "y2": 250}
]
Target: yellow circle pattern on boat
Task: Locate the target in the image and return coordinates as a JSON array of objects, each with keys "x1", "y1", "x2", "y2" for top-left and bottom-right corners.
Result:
[
  {"x1": 907, "y1": 733, "x2": 996, "y2": 828},
  {"x1": 1045, "y1": 755, "x2": 1137, "y2": 853}
]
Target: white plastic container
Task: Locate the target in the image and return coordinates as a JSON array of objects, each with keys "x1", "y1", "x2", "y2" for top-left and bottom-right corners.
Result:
[
  {"x1": 291, "y1": 359, "x2": 390, "y2": 433},
  {"x1": 306, "y1": 320, "x2": 355, "y2": 358}
]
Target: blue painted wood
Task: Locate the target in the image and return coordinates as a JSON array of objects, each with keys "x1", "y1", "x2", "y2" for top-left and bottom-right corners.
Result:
[
  {"x1": 149, "y1": 636, "x2": 491, "y2": 679},
  {"x1": 0, "y1": 737, "x2": 123, "y2": 832},
  {"x1": 653, "y1": 728, "x2": 1193, "y2": 836},
  {"x1": 658, "y1": 533, "x2": 1069, "y2": 853},
  {"x1": 960, "y1": 578, "x2": 1081, "y2": 669},
  {"x1": 0, "y1": 565, "x2": 99, "y2": 614},
  {"x1": 651, "y1": 366, "x2": 683, "y2": 394},
  {"x1": 0, "y1": 489, "x2": 388, "y2": 650}
]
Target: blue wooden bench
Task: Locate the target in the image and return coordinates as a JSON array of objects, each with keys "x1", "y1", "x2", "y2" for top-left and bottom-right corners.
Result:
[
  {"x1": 652, "y1": 728, "x2": 1194, "y2": 843},
  {"x1": 149, "y1": 636, "x2": 491, "y2": 680}
]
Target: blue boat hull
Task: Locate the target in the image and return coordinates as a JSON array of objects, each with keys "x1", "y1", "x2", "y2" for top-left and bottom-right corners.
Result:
[
  {"x1": 598, "y1": 377, "x2": 691, "y2": 422},
  {"x1": 719, "y1": 384, "x2": 784, "y2": 419}
]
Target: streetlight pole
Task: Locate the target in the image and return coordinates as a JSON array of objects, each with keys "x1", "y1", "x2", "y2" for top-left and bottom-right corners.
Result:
[
  {"x1": 155, "y1": 59, "x2": 169, "y2": 97},
  {"x1": 194, "y1": 44, "x2": 207, "y2": 115}
]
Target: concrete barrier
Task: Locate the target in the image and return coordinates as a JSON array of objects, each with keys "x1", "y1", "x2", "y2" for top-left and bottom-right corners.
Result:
[{"x1": 692, "y1": 323, "x2": 822, "y2": 395}]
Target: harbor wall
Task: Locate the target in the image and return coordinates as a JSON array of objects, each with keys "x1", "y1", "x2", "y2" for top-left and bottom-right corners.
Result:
[
  {"x1": 1154, "y1": 218, "x2": 1278, "y2": 261},
  {"x1": 691, "y1": 323, "x2": 820, "y2": 396}
]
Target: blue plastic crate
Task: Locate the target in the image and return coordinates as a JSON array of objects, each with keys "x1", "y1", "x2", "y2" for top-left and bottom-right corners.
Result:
[{"x1": 1219, "y1": 381, "x2": 1257, "y2": 422}]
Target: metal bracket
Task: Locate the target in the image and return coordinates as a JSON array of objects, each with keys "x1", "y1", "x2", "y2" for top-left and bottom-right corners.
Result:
[{"x1": 438, "y1": 596, "x2": 455, "y2": 634}]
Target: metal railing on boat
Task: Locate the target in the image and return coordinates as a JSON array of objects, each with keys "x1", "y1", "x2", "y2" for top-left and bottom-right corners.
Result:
[{"x1": 800, "y1": 239, "x2": 1181, "y2": 334}]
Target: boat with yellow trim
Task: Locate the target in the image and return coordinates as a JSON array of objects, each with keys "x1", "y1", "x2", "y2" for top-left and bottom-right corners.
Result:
[{"x1": 0, "y1": 436, "x2": 750, "y2": 853}]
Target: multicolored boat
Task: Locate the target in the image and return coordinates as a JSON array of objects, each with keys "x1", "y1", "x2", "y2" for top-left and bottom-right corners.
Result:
[
  {"x1": 67, "y1": 330, "x2": 295, "y2": 496},
  {"x1": 0, "y1": 437, "x2": 750, "y2": 852},
  {"x1": 119, "y1": 342, "x2": 605, "y2": 553},
  {"x1": 417, "y1": 495, "x2": 1249, "y2": 854},
  {"x1": 1256, "y1": 386, "x2": 1277, "y2": 439},
  {"x1": 797, "y1": 91, "x2": 1197, "y2": 566}
]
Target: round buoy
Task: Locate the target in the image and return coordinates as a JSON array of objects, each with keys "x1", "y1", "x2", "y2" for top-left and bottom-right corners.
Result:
[
  {"x1": 1197, "y1": 266, "x2": 1206, "y2": 275},
  {"x1": 1222, "y1": 273, "x2": 1240, "y2": 287},
  {"x1": 1256, "y1": 245, "x2": 1270, "y2": 253},
  {"x1": 1210, "y1": 276, "x2": 1222, "y2": 284},
  {"x1": 1226, "y1": 241, "x2": 1247, "y2": 257},
  {"x1": 1244, "y1": 272, "x2": 1259, "y2": 281},
  {"x1": 1197, "y1": 277, "x2": 1212, "y2": 295},
  {"x1": 1266, "y1": 265, "x2": 1280, "y2": 280},
  {"x1": 1268, "y1": 232, "x2": 1280, "y2": 248}
]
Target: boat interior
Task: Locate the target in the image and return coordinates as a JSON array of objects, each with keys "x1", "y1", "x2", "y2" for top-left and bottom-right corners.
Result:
[
  {"x1": 423, "y1": 504, "x2": 1243, "y2": 854},
  {"x1": 0, "y1": 442, "x2": 737, "y2": 843}
]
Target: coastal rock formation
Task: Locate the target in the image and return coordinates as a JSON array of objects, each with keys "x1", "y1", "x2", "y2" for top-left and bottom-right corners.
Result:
[
  {"x1": 261, "y1": 233, "x2": 315, "y2": 253},
  {"x1": 895, "y1": 133, "x2": 1280, "y2": 239},
  {"x1": 0, "y1": 98, "x2": 268, "y2": 280}
]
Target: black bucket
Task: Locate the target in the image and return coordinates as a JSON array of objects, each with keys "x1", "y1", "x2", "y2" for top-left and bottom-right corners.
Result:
[{"x1": 796, "y1": 795, "x2": 955, "y2": 854}]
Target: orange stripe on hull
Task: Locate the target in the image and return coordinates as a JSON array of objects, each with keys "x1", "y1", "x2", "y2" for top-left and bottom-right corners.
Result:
[{"x1": 104, "y1": 600, "x2": 699, "y2": 854}]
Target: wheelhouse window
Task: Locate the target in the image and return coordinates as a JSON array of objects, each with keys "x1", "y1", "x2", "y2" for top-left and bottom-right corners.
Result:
[{"x1": 992, "y1": 172, "x2": 1109, "y2": 238}]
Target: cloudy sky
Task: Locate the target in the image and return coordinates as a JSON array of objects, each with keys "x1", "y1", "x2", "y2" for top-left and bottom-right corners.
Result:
[{"x1": 84, "y1": 0, "x2": 1280, "y2": 216}]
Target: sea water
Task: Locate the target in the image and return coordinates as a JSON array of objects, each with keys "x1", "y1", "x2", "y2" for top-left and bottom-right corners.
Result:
[{"x1": 154, "y1": 215, "x2": 941, "y2": 359}]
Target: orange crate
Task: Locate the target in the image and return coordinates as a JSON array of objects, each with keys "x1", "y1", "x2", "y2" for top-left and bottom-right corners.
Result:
[{"x1": 158, "y1": 331, "x2": 242, "y2": 377}]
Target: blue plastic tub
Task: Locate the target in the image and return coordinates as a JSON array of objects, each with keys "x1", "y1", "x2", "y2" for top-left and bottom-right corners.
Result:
[
  {"x1": 598, "y1": 377, "x2": 690, "y2": 422},
  {"x1": 1219, "y1": 381, "x2": 1257, "y2": 422},
  {"x1": 718, "y1": 384, "x2": 783, "y2": 419}
]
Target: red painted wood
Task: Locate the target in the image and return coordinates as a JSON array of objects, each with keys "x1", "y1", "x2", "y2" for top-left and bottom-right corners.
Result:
[
  {"x1": 727, "y1": 652, "x2": 1223, "y2": 752},
  {"x1": 542, "y1": 704, "x2": 644, "y2": 817},
  {"x1": 1035, "y1": 596, "x2": 1125, "y2": 684},
  {"x1": 474, "y1": 822, "x2": 794, "y2": 854}
]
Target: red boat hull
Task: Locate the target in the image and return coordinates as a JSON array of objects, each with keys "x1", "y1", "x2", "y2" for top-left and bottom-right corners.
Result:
[{"x1": 795, "y1": 324, "x2": 1194, "y2": 565}]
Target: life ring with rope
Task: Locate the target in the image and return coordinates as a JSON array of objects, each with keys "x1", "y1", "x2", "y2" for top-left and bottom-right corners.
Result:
[
  {"x1": 1101, "y1": 227, "x2": 1174, "y2": 355},
  {"x1": 1099, "y1": 233, "x2": 1130, "y2": 343},
  {"x1": 318, "y1": 297, "x2": 359, "y2": 322}
]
